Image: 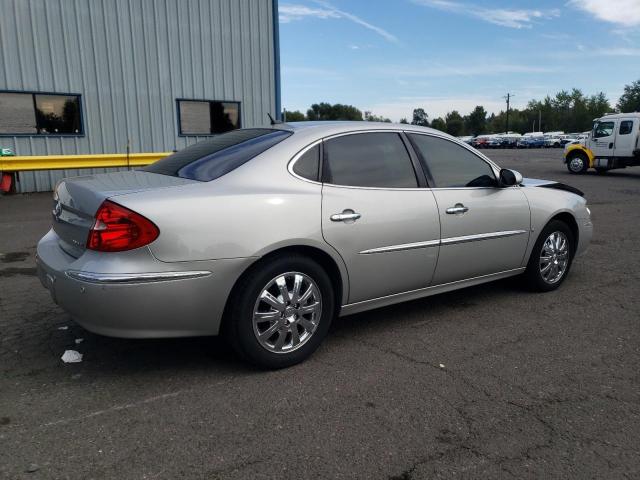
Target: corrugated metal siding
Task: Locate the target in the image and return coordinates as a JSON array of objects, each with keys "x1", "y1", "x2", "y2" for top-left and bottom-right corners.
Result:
[{"x1": 0, "y1": 0, "x2": 276, "y2": 192}]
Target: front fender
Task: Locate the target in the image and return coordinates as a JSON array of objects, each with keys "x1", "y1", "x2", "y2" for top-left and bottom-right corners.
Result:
[{"x1": 564, "y1": 144, "x2": 595, "y2": 167}]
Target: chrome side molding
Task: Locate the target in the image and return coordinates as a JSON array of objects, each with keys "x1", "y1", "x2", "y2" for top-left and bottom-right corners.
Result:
[
  {"x1": 440, "y1": 230, "x2": 528, "y2": 246},
  {"x1": 359, "y1": 230, "x2": 528, "y2": 254},
  {"x1": 65, "y1": 270, "x2": 212, "y2": 284},
  {"x1": 359, "y1": 239, "x2": 440, "y2": 254}
]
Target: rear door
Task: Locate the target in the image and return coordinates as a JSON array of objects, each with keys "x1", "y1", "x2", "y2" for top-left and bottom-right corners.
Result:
[
  {"x1": 406, "y1": 133, "x2": 530, "y2": 285},
  {"x1": 614, "y1": 118, "x2": 638, "y2": 157},
  {"x1": 591, "y1": 120, "x2": 617, "y2": 158},
  {"x1": 320, "y1": 131, "x2": 440, "y2": 304}
]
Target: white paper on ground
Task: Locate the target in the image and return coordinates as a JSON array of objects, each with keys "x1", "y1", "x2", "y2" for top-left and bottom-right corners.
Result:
[{"x1": 61, "y1": 350, "x2": 83, "y2": 363}]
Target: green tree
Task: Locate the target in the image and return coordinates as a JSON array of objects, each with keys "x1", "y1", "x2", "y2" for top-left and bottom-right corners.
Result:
[
  {"x1": 399, "y1": 118, "x2": 408, "y2": 124},
  {"x1": 411, "y1": 108, "x2": 429, "y2": 127},
  {"x1": 465, "y1": 106, "x2": 487, "y2": 136},
  {"x1": 284, "y1": 110, "x2": 306, "y2": 122},
  {"x1": 364, "y1": 111, "x2": 391, "y2": 122},
  {"x1": 306, "y1": 103, "x2": 363, "y2": 121},
  {"x1": 617, "y1": 79, "x2": 640, "y2": 112},
  {"x1": 430, "y1": 117, "x2": 446, "y2": 132},
  {"x1": 445, "y1": 110, "x2": 464, "y2": 136}
]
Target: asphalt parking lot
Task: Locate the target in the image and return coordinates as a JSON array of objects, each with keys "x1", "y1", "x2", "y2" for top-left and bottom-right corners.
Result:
[{"x1": 1, "y1": 148, "x2": 639, "y2": 479}]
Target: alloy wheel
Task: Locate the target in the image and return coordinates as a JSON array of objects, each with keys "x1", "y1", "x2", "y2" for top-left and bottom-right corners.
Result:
[
  {"x1": 539, "y1": 231, "x2": 569, "y2": 284},
  {"x1": 252, "y1": 272, "x2": 322, "y2": 354}
]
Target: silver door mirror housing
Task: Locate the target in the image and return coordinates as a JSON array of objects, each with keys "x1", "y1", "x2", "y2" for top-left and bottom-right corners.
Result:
[{"x1": 499, "y1": 169, "x2": 522, "y2": 187}]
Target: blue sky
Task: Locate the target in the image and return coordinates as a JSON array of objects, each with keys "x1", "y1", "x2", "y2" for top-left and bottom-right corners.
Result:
[{"x1": 278, "y1": 0, "x2": 640, "y2": 121}]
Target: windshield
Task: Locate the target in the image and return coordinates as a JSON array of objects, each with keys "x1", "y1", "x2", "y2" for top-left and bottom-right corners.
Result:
[{"x1": 144, "y1": 128, "x2": 292, "y2": 181}]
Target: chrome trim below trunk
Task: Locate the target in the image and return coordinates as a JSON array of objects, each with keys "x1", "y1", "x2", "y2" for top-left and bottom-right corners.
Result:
[{"x1": 65, "y1": 270, "x2": 212, "y2": 284}]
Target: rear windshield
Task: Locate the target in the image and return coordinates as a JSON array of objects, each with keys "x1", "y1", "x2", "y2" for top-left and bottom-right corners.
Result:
[{"x1": 144, "y1": 128, "x2": 292, "y2": 181}]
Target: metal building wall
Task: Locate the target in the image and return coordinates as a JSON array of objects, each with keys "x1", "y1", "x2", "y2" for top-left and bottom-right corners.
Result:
[{"x1": 0, "y1": 0, "x2": 278, "y2": 192}]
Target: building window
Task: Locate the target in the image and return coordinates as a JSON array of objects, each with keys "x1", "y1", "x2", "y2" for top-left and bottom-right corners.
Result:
[
  {"x1": 0, "y1": 91, "x2": 82, "y2": 135},
  {"x1": 177, "y1": 99, "x2": 240, "y2": 135}
]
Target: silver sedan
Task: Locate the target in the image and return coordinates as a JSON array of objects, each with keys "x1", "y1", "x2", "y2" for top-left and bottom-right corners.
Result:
[{"x1": 37, "y1": 122, "x2": 592, "y2": 368}]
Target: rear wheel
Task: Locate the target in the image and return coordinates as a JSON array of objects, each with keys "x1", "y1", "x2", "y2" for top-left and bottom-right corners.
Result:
[
  {"x1": 566, "y1": 152, "x2": 589, "y2": 174},
  {"x1": 225, "y1": 255, "x2": 335, "y2": 369},
  {"x1": 523, "y1": 220, "x2": 575, "y2": 292}
]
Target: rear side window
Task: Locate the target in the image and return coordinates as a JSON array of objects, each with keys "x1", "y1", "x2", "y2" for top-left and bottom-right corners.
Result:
[
  {"x1": 408, "y1": 134, "x2": 496, "y2": 188},
  {"x1": 145, "y1": 129, "x2": 291, "y2": 181},
  {"x1": 323, "y1": 132, "x2": 417, "y2": 188},
  {"x1": 619, "y1": 120, "x2": 633, "y2": 135},
  {"x1": 292, "y1": 144, "x2": 320, "y2": 181}
]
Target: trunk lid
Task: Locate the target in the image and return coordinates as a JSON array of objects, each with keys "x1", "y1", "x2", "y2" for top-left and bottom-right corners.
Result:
[{"x1": 52, "y1": 171, "x2": 195, "y2": 257}]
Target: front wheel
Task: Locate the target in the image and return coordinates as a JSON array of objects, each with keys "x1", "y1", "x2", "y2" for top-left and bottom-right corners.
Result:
[
  {"x1": 566, "y1": 153, "x2": 589, "y2": 174},
  {"x1": 224, "y1": 255, "x2": 335, "y2": 369},
  {"x1": 523, "y1": 220, "x2": 575, "y2": 292}
]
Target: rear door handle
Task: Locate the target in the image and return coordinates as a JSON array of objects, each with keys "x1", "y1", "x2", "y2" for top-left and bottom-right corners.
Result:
[
  {"x1": 330, "y1": 210, "x2": 361, "y2": 222},
  {"x1": 446, "y1": 203, "x2": 469, "y2": 215}
]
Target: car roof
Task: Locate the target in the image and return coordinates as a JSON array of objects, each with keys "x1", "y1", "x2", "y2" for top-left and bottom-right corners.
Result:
[{"x1": 276, "y1": 120, "x2": 444, "y2": 136}]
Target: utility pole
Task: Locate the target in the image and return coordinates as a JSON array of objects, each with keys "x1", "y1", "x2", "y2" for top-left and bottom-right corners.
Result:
[{"x1": 504, "y1": 93, "x2": 513, "y2": 133}]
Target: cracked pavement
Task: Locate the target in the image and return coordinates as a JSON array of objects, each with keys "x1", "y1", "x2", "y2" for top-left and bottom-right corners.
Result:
[{"x1": 1, "y1": 149, "x2": 639, "y2": 479}]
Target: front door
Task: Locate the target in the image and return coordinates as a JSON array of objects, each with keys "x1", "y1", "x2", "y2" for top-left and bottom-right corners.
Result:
[
  {"x1": 406, "y1": 132, "x2": 530, "y2": 285},
  {"x1": 614, "y1": 118, "x2": 638, "y2": 157},
  {"x1": 320, "y1": 132, "x2": 440, "y2": 304},
  {"x1": 591, "y1": 119, "x2": 617, "y2": 158}
]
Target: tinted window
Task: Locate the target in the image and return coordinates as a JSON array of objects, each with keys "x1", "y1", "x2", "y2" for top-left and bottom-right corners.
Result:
[
  {"x1": 593, "y1": 121, "x2": 614, "y2": 138},
  {"x1": 178, "y1": 99, "x2": 240, "y2": 135},
  {"x1": 293, "y1": 144, "x2": 320, "y2": 181},
  {"x1": 408, "y1": 134, "x2": 496, "y2": 188},
  {"x1": 324, "y1": 133, "x2": 417, "y2": 188},
  {"x1": 619, "y1": 120, "x2": 633, "y2": 135},
  {"x1": 0, "y1": 91, "x2": 82, "y2": 135},
  {"x1": 145, "y1": 128, "x2": 291, "y2": 181}
]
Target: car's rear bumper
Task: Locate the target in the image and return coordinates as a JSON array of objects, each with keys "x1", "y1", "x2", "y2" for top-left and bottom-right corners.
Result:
[{"x1": 36, "y1": 229, "x2": 254, "y2": 338}]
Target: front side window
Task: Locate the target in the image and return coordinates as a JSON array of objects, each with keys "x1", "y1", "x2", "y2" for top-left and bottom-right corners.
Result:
[
  {"x1": 619, "y1": 120, "x2": 633, "y2": 135},
  {"x1": 0, "y1": 91, "x2": 82, "y2": 135},
  {"x1": 323, "y1": 132, "x2": 418, "y2": 188},
  {"x1": 408, "y1": 134, "x2": 496, "y2": 188},
  {"x1": 144, "y1": 128, "x2": 291, "y2": 181},
  {"x1": 593, "y1": 121, "x2": 614, "y2": 138},
  {"x1": 178, "y1": 99, "x2": 240, "y2": 135}
]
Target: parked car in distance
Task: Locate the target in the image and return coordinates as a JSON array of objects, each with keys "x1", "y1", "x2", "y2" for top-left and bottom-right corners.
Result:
[
  {"x1": 36, "y1": 122, "x2": 592, "y2": 368},
  {"x1": 457, "y1": 135, "x2": 474, "y2": 145},
  {"x1": 544, "y1": 136, "x2": 563, "y2": 148}
]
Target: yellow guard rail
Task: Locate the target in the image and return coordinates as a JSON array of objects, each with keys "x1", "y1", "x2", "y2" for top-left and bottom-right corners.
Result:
[{"x1": 0, "y1": 152, "x2": 171, "y2": 172}]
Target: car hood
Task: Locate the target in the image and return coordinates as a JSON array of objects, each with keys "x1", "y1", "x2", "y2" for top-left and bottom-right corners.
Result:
[{"x1": 521, "y1": 177, "x2": 584, "y2": 197}]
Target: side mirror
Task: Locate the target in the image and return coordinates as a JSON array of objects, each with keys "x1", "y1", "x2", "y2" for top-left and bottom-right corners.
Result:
[{"x1": 499, "y1": 169, "x2": 522, "y2": 187}]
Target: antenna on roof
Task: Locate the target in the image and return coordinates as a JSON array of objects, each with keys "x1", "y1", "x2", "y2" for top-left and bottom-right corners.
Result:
[{"x1": 267, "y1": 112, "x2": 283, "y2": 126}]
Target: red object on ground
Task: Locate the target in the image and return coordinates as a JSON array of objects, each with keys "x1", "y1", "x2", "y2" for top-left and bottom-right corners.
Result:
[{"x1": 0, "y1": 173, "x2": 12, "y2": 193}]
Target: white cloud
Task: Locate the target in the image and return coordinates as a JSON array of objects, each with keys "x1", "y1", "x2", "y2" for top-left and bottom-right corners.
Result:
[
  {"x1": 373, "y1": 62, "x2": 556, "y2": 79},
  {"x1": 279, "y1": 2, "x2": 398, "y2": 43},
  {"x1": 411, "y1": 0, "x2": 560, "y2": 29},
  {"x1": 569, "y1": 0, "x2": 640, "y2": 27},
  {"x1": 279, "y1": 5, "x2": 339, "y2": 23}
]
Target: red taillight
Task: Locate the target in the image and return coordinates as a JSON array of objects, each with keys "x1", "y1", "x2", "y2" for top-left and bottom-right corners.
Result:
[{"x1": 87, "y1": 200, "x2": 159, "y2": 252}]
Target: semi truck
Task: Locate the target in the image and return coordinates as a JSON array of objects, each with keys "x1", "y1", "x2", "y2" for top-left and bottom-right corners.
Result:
[{"x1": 564, "y1": 112, "x2": 640, "y2": 174}]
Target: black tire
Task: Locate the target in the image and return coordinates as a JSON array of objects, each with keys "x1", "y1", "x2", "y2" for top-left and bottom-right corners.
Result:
[
  {"x1": 566, "y1": 152, "x2": 589, "y2": 174},
  {"x1": 224, "y1": 254, "x2": 335, "y2": 369},
  {"x1": 523, "y1": 220, "x2": 575, "y2": 292}
]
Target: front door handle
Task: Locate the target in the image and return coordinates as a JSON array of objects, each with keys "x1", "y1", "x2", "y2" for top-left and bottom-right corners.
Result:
[
  {"x1": 330, "y1": 210, "x2": 361, "y2": 222},
  {"x1": 446, "y1": 203, "x2": 469, "y2": 215}
]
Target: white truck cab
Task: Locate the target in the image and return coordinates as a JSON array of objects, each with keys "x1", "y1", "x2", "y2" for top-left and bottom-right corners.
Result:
[{"x1": 564, "y1": 112, "x2": 640, "y2": 174}]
